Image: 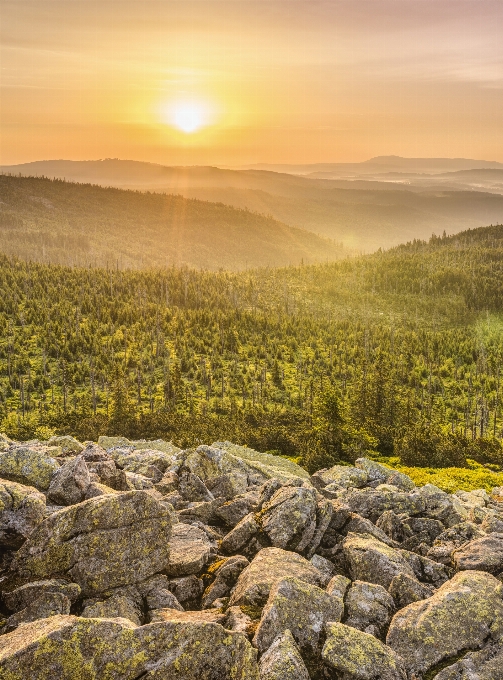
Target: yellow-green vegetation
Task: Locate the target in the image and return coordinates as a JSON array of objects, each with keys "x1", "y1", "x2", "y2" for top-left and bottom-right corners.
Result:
[
  {"x1": 377, "y1": 457, "x2": 503, "y2": 493},
  {"x1": 1, "y1": 221, "x2": 503, "y2": 474}
]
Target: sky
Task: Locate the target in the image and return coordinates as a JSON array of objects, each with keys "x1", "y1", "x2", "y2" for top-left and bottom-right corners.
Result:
[{"x1": 1, "y1": 0, "x2": 503, "y2": 166}]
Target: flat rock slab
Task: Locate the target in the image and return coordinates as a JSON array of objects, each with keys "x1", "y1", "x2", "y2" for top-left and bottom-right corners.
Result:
[
  {"x1": 149, "y1": 607, "x2": 226, "y2": 626},
  {"x1": 167, "y1": 522, "x2": 212, "y2": 576},
  {"x1": 386, "y1": 570, "x2": 503, "y2": 677},
  {"x1": 453, "y1": 532, "x2": 503, "y2": 573},
  {"x1": 322, "y1": 622, "x2": 407, "y2": 680},
  {"x1": 228, "y1": 546, "x2": 325, "y2": 608},
  {"x1": 3, "y1": 579, "x2": 81, "y2": 612},
  {"x1": 341, "y1": 488, "x2": 425, "y2": 523},
  {"x1": 0, "y1": 614, "x2": 259, "y2": 680},
  {"x1": 11, "y1": 490, "x2": 174, "y2": 596}
]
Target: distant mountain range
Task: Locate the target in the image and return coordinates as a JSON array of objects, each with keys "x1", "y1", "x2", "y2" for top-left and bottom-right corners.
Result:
[
  {"x1": 2, "y1": 157, "x2": 503, "y2": 252},
  {"x1": 244, "y1": 155, "x2": 503, "y2": 175}
]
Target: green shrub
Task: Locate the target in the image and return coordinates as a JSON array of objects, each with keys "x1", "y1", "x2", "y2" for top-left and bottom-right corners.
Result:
[{"x1": 396, "y1": 424, "x2": 467, "y2": 468}]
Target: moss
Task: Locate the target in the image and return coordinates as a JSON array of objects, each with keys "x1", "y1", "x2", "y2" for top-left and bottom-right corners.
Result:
[
  {"x1": 239, "y1": 604, "x2": 262, "y2": 620},
  {"x1": 0, "y1": 448, "x2": 60, "y2": 490}
]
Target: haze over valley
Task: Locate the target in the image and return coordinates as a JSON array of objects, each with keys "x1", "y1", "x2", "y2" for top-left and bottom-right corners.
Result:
[{"x1": 3, "y1": 156, "x2": 503, "y2": 256}]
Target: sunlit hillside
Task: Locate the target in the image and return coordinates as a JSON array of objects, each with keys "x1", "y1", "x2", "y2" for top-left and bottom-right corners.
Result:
[
  {"x1": 0, "y1": 175, "x2": 343, "y2": 270},
  {"x1": 1, "y1": 224, "x2": 503, "y2": 475}
]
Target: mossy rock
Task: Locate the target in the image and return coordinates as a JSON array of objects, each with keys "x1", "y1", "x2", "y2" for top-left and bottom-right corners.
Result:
[
  {"x1": 0, "y1": 478, "x2": 46, "y2": 549},
  {"x1": 0, "y1": 446, "x2": 60, "y2": 490},
  {"x1": 0, "y1": 614, "x2": 260, "y2": 679},
  {"x1": 387, "y1": 570, "x2": 503, "y2": 677},
  {"x1": 11, "y1": 491, "x2": 174, "y2": 596},
  {"x1": 322, "y1": 622, "x2": 407, "y2": 680}
]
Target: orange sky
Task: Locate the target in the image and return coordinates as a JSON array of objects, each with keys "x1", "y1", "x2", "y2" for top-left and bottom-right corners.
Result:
[{"x1": 1, "y1": 0, "x2": 503, "y2": 165}]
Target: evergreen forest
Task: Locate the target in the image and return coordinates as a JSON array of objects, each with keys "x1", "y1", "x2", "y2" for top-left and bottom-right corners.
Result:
[{"x1": 1, "y1": 223, "x2": 503, "y2": 475}]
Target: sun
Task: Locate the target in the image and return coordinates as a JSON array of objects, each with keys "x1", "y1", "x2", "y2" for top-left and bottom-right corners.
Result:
[{"x1": 160, "y1": 99, "x2": 214, "y2": 134}]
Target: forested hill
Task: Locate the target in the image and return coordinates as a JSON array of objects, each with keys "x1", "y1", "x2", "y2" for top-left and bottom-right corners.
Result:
[
  {"x1": 4, "y1": 158, "x2": 503, "y2": 252},
  {"x1": 1, "y1": 223, "x2": 503, "y2": 472},
  {"x1": 0, "y1": 175, "x2": 343, "y2": 270}
]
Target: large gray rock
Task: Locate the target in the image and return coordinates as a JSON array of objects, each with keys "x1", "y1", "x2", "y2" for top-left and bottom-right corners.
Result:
[
  {"x1": 253, "y1": 576, "x2": 343, "y2": 654},
  {"x1": 355, "y1": 458, "x2": 394, "y2": 484},
  {"x1": 0, "y1": 479, "x2": 46, "y2": 549},
  {"x1": 46, "y1": 435, "x2": 84, "y2": 455},
  {"x1": 80, "y1": 442, "x2": 110, "y2": 461},
  {"x1": 327, "y1": 574, "x2": 351, "y2": 599},
  {"x1": 225, "y1": 606, "x2": 253, "y2": 635},
  {"x1": 110, "y1": 447, "x2": 176, "y2": 476},
  {"x1": 11, "y1": 490, "x2": 174, "y2": 596},
  {"x1": 177, "y1": 498, "x2": 224, "y2": 525},
  {"x1": 342, "y1": 533, "x2": 417, "y2": 588},
  {"x1": 260, "y1": 485, "x2": 317, "y2": 551},
  {"x1": 388, "y1": 573, "x2": 434, "y2": 609},
  {"x1": 168, "y1": 575, "x2": 204, "y2": 606},
  {"x1": 167, "y1": 522, "x2": 212, "y2": 576},
  {"x1": 344, "y1": 513, "x2": 398, "y2": 547},
  {"x1": 220, "y1": 513, "x2": 260, "y2": 554},
  {"x1": 0, "y1": 614, "x2": 260, "y2": 679},
  {"x1": 84, "y1": 457, "x2": 128, "y2": 491},
  {"x1": 386, "y1": 570, "x2": 503, "y2": 677},
  {"x1": 306, "y1": 497, "x2": 333, "y2": 558},
  {"x1": 3, "y1": 579, "x2": 81, "y2": 612},
  {"x1": 47, "y1": 456, "x2": 91, "y2": 506},
  {"x1": 228, "y1": 547, "x2": 325, "y2": 607},
  {"x1": 258, "y1": 629, "x2": 310, "y2": 680},
  {"x1": 427, "y1": 521, "x2": 485, "y2": 565},
  {"x1": 322, "y1": 622, "x2": 407, "y2": 680},
  {"x1": 385, "y1": 470, "x2": 416, "y2": 492},
  {"x1": 341, "y1": 488, "x2": 424, "y2": 523},
  {"x1": 315, "y1": 465, "x2": 368, "y2": 489},
  {"x1": 4, "y1": 591, "x2": 71, "y2": 633},
  {"x1": 217, "y1": 496, "x2": 256, "y2": 527},
  {"x1": 417, "y1": 484, "x2": 464, "y2": 527},
  {"x1": 344, "y1": 580, "x2": 395, "y2": 638},
  {"x1": 401, "y1": 550, "x2": 450, "y2": 587},
  {"x1": 98, "y1": 436, "x2": 181, "y2": 457},
  {"x1": 434, "y1": 641, "x2": 503, "y2": 680},
  {"x1": 212, "y1": 441, "x2": 310, "y2": 482},
  {"x1": 149, "y1": 607, "x2": 226, "y2": 626},
  {"x1": 0, "y1": 444, "x2": 60, "y2": 490},
  {"x1": 452, "y1": 532, "x2": 503, "y2": 574},
  {"x1": 81, "y1": 590, "x2": 143, "y2": 626},
  {"x1": 481, "y1": 514, "x2": 503, "y2": 534},
  {"x1": 178, "y1": 471, "x2": 214, "y2": 502},
  {"x1": 139, "y1": 574, "x2": 184, "y2": 613},
  {"x1": 206, "y1": 472, "x2": 249, "y2": 500}
]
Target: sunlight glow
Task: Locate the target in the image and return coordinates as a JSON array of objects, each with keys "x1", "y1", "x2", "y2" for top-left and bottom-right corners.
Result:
[{"x1": 161, "y1": 99, "x2": 214, "y2": 134}]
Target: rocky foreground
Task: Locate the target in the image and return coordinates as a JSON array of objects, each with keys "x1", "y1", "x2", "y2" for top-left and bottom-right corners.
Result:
[{"x1": 1, "y1": 435, "x2": 503, "y2": 678}]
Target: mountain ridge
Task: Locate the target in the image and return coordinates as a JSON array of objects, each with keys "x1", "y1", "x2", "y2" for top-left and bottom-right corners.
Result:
[{"x1": 0, "y1": 174, "x2": 344, "y2": 270}]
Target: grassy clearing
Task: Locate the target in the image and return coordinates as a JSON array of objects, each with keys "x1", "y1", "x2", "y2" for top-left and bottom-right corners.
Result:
[{"x1": 378, "y1": 457, "x2": 503, "y2": 493}]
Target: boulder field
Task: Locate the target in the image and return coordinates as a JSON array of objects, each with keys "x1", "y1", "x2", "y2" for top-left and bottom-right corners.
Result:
[{"x1": 1, "y1": 434, "x2": 503, "y2": 678}]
